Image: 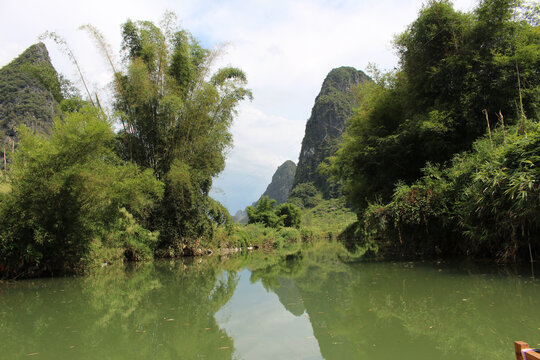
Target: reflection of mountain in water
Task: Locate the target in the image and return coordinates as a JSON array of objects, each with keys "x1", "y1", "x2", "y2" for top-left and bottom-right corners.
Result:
[
  {"x1": 1, "y1": 245, "x2": 539, "y2": 360},
  {"x1": 273, "y1": 277, "x2": 305, "y2": 316},
  {"x1": 262, "y1": 243, "x2": 540, "y2": 360}
]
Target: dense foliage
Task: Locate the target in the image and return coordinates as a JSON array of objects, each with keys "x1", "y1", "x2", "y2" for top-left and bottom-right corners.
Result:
[
  {"x1": 361, "y1": 122, "x2": 539, "y2": 261},
  {"x1": 110, "y1": 18, "x2": 251, "y2": 252},
  {"x1": 0, "y1": 16, "x2": 251, "y2": 277},
  {"x1": 275, "y1": 203, "x2": 302, "y2": 228},
  {"x1": 288, "y1": 182, "x2": 322, "y2": 209},
  {"x1": 246, "y1": 196, "x2": 302, "y2": 229},
  {"x1": 331, "y1": 0, "x2": 539, "y2": 208},
  {"x1": 0, "y1": 107, "x2": 163, "y2": 277},
  {"x1": 2, "y1": 0, "x2": 538, "y2": 279},
  {"x1": 331, "y1": 0, "x2": 539, "y2": 261}
]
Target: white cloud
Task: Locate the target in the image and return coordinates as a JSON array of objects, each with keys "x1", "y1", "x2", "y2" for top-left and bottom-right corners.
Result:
[
  {"x1": 210, "y1": 103, "x2": 305, "y2": 210},
  {"x1": 1, "y1": 0, "x2": 479, "y2": 212}
]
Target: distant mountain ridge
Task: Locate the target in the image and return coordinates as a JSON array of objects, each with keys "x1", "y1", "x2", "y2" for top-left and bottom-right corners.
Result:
[
  {"x1": 260, "y1": 160, "x2": 296, "y2": 205},
  {"x1": 232, "y1": 209, "x2": 248, "y2": 224},
  {"x1": 234, "y1": 67, "x2": 369, "y2": 221},
  {"x1": 232, "y1": 160, "x2": 296, "y2": 223},
  {"x1": 293, "y1": 66, "x2": 369, "y2": 197},
  {"x1": 0, "y1": 42, "x2": 62, "y2": 143}
]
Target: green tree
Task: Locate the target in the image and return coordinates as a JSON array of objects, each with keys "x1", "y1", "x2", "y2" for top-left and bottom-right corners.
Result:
[
  {"x1": 88, "y1": 16, "x2": 251, "y2": 251},
  {"x1": 246, "y1": 196, "x2": 302, "y2": 229},
  {"x1": 246, "y1": 196, "x2": 280, "y2": 228},
  {"x1": 0, "y1": 107, "x2": 163, "y2": 277},
  {"x1": 361, "y1": 121, "x2": 539, "y2": 262},
  {"x1": 288, "y1": 182, "x2": 322, "y2": 209},
  {"x1": 331, "y1": 0, "x2": 539, "y2": 211},
  {"x1": 275, "y1": 203, "x2": 302, "y2": 228}
]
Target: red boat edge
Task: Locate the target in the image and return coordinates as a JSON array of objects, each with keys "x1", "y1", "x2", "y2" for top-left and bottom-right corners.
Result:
[{"x1": 515, "y1": 341, "x2": 540, "y2": 360}]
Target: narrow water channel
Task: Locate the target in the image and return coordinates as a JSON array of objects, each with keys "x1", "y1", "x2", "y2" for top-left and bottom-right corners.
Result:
[{"x1": 0, "y1": 242, "x2": 538, "y2": 359}]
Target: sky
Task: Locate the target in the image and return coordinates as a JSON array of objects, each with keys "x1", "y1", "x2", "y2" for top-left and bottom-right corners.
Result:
[
  {"x1": 0, "y1": 0, "x2": 478, "y2": 213},
  {"x1": 215, "y1": 269, "x2": 321, "y2": 359}
]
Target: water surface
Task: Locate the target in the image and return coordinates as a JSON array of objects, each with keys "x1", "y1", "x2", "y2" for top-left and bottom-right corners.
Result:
[{"x1": 1, "y1": 242, "x2": 539, "y2": 359}]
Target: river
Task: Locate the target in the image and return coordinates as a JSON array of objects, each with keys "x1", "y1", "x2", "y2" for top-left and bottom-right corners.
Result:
[{"x1": 0, "y1": 241, "x2": 538, "y2": 359}]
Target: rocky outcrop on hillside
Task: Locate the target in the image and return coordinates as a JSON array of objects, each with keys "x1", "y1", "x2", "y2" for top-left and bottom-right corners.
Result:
[
  {"x1": 260, "y1": 160, "x2": 296, "y2": 205},
  {"x1": 233, "y1": 160, "x2": 296, "y2": 224},
  {"x1": 293, "y1": 67, "x2": 369, "y2": 197},
  {"x1": 0, "y1": 42, "x2": 62, "y2": 143}
]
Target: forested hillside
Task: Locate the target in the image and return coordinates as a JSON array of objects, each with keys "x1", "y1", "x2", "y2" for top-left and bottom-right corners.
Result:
[
  {"x1": 0, "y1": 43, "x2": 62, "y2": 144},
  {"x1": 0, "y1": 0, "x2": 538, "y2": 280}
]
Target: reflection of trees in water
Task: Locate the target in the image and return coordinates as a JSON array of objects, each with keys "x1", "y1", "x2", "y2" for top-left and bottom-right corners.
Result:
[
  {"x1": 0, "y1": 257, "x2": 239, "y2": 359},
  {"x1": 248, "y1": 251, "x2": 308, "y2": 316},
  {"x1": 1, "y1": 244, "x2": 539, "y2": 359},
  {"x1": 249, "y1": 252, "x2": 306, "y2": 292},
  {"x1": 254, "y1": 242, "x2": 540, "y2": 360},
  {"x1": 249, "y1": 242, "x2": 371, "y2": 358}
]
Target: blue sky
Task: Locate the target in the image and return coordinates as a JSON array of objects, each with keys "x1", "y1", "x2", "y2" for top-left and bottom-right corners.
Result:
[{"x1": 0, "y1": 0, "x2": 477, "y2": 213}]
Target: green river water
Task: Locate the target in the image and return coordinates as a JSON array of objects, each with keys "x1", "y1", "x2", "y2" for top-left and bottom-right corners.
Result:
[{"x1": 0, "y1": 241, "x2": 539, "y2": 359}]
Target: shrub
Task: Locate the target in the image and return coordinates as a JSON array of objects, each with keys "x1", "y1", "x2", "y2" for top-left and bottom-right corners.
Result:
[
  {"x1": 288, "y1": 182, "x2": 322, "y2": 209},
  {"x1": 275, "y1": 203, "x2": 302, "y2": 228},
  {"x1": 361, "y1": 122, "x2": 540, "y2": 262},
  {"x1": 0, "y1": 107, "x2": 163, "y2": 277},
  {"x1": 246, "y1": 196, "x2": 280, "y2": 227}
]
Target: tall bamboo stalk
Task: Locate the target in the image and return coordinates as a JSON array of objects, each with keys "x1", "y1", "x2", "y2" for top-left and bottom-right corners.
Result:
[
  {"x1": 483, "y1": 109, "x2": 493, "y2": 147},
  {"x1": 81, "y1": 24, "x2": 134, "y2": 160},
  {"x1": 516, "y1": 61, "x2": 526, "y2": 132},
  {"x1": 497, "y1": 110, "x2": 507, "y2": 144},
  {"x1": 40, "y1": 31, "x2": 95, "y2": 107}
]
